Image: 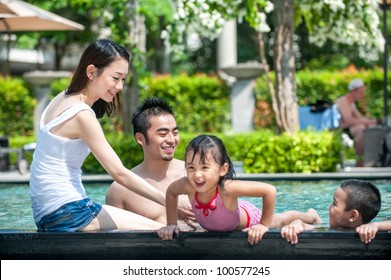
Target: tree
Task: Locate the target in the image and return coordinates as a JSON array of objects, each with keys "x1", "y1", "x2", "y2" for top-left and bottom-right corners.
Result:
[{"x1": 164, "y1": 0, "x2": 383, "y2": 133}]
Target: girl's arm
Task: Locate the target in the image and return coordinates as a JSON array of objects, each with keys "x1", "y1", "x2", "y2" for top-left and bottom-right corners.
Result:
[
  {"x1": 165, "y1": 179, "x2": 185, "y2": 225},
  {"x1": 225, "y1": 180, "x2": 276, "y2": 228},
  {"x1": 76, "y1": 110, "x2": 165, "y2": 206},
  {"x1": 157, "y1": 178, "x2": 188, "y2": 240},
  {"x1": 224, "y1": 180, "x2": 276, "y2": 245}
]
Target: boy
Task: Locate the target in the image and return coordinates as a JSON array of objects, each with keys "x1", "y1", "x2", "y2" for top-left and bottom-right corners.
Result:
[{"x1": 281, "y1": 179, "x2": 383, "y2": 244}]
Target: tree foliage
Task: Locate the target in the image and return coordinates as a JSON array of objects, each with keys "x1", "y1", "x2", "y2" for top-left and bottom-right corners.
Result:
[
  {"x1": 165, "y1": 0, "x2": 383, "y2": 54},
  {"x1": 163, "y1": 0, "x2": 384, "y2": 133}
]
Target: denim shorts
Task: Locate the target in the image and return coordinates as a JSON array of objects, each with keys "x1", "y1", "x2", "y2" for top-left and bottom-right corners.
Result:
[{"x1": 36, "y1": 198, "x2": 102, "y2": 232}]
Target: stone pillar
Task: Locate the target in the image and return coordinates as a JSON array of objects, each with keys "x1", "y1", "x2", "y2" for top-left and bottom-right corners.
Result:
[
  {"x1": 217, "y1": 20, "x2": 237, "y2": 69},
  {"x1": 222, "y1": 63, "x2": 263, "y2": 133},
  {"x1": 23, "y1": 71, "x2": 73, "y2": 135},
  {"x1": 217, "y1": 20, "x2": 263, "y2": 133},
  {"x1": 230, "y1": 79, "x2": 256, "y2": 132}
]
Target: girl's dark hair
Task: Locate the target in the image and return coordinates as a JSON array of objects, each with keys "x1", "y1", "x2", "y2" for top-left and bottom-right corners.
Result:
[
  {"x1": 185, "y1": 134, "x2": 236, "y2": 188},
  {"x1": 340, "y1": 179, "x2": 381, "y2": 223},
  {"x1": 66, "y1": 39, "x2": 130, "y2": 118}
]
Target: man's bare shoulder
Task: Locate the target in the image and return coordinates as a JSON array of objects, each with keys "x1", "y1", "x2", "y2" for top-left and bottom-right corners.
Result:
[
  {"x1": 131, "y1": 163, "x2": 143, "y2": 176},
  {"x1": 170, "y1": 158, "x2": 185, "y2": 168},
  {"x1": 335, "y1": 95, "x2": 346, "y2": 106}
]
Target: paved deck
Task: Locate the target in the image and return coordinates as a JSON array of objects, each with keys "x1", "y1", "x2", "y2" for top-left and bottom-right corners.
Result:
[{"x1": 1, "y1": 166, "x2": 391, "y2": 184}]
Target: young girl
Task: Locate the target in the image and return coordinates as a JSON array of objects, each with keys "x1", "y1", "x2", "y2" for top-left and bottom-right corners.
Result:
[{"x1": 157, "y1": 134, "x2": 322, "y2": 245}]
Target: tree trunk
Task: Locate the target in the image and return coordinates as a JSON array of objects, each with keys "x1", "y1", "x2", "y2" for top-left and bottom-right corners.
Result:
[
  {"x1": 272, "y1": 0, "x2": 299, "y2": 134},
  {"x1": 122, "y1": 0, "x2": 146, "y2": 133},
  {"x1": 257, "y1": 32, "x2": 282, "y2": 133}
]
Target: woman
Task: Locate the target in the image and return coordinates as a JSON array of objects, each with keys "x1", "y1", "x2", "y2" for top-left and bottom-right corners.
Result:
[{"x1": 29, "y1": 39, "x2": 164, "y2": 232}]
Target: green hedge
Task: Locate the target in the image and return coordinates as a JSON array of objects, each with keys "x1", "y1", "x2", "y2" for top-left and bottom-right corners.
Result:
[
  {"x1": 80, "y1": 130, "x2": 341, "y2": 174},
  {"x1": 4, "y1": 69, "x2": 372, "y2": 173},
  {"x1": 0, "y1": 76, "x2": 35, "y2": 137},
  {"x1": 139, "y1": 73, "x2": 231, "y2": 133},
  {"x1": 6, "y1": 136, "x2": 36, "y2": 167},
  {"x1": 1, "y1": 68, "x2": 387, "y2": 137}
]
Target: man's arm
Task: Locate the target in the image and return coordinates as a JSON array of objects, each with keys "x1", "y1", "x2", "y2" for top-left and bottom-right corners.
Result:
[{"x1": 350, "y1": 104, "x2": 377, "y2": 126}]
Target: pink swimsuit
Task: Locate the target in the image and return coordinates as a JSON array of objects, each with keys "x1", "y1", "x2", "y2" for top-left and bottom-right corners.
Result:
[{"x1": 191, "y1": 189, "x2": 261, "y2": 232}]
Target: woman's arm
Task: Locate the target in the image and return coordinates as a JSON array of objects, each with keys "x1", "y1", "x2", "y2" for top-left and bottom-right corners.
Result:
[{"x1": 76, "y1": 110, "x2": 165, "y2": 206}]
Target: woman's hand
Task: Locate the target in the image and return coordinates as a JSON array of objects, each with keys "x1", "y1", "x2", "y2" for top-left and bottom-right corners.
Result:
[{"x1": 157, "y1": 224, "x2": 180, "y2": 240}]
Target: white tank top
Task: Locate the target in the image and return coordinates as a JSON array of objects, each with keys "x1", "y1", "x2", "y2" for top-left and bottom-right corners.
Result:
[{"x1": 29, "y1": 99, "x2": 95, "y2": 223}]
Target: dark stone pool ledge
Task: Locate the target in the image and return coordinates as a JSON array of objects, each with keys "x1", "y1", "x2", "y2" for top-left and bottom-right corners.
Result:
[{"x1": 1, "y1": 230, "x2": 390, "y2": 260}]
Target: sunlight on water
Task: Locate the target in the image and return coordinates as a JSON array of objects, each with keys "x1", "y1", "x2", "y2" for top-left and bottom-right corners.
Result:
[{"x1": 0, "y1": 180, "x2": 390, "y2": 230}]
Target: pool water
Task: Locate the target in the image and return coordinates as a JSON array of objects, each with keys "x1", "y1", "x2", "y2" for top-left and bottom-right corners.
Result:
[{"x1": 1, "y1": 180, "x2": 390, "y2": 230}]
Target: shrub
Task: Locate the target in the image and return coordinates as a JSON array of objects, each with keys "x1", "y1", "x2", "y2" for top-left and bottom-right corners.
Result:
[
  {"x1": 168, "y1": 130, "x2": 341, "y2": 174},
  {"x1": 0, "y1": 76, "x2": 35, "y2": 137},
  {"x1": 140, "y1": 73, "x2": 231, "y2": 133}
]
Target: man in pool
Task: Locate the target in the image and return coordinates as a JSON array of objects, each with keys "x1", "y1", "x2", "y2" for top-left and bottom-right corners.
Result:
[
  {"x1": 280, "y1": 179, "x2": 383, "y2": 244},
  {"x1": 105, "y1": 97, "x2": 196, "y2": 229}
]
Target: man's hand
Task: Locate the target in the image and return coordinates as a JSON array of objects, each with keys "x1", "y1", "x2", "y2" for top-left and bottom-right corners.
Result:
[{"x1": 178, "y1": 199, "x2": 197, "y2": 230}]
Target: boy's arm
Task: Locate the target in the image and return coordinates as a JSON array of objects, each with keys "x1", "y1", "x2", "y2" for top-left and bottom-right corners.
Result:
[
  {"x1": 356, "y1": 220, "x2": 391, "y2": 244},
  {"x1": 377, "y1": 220, "x2": 391, "y2": 231}
]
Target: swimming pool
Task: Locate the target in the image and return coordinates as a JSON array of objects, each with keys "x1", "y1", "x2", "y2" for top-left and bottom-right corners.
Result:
[{"x1": 1, "y1": 180, "x2": 390, "y2": 230}]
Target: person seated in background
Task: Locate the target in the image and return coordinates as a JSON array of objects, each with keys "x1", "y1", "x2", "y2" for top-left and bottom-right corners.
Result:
[
  {"x1": 280, "y1": 179, "x2": 383, "y2": 244},
  {"x1": 335, "y1": 78, "x2": 378, "y2": 167}
]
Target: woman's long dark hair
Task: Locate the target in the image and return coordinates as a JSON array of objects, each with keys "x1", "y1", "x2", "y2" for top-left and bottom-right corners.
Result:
[
  {"x1": 66, "y1": 39, "x2": 130, "y2": 118},
  {"x1": 185, "y1": 134, "x2": 236, "y2": 188}
]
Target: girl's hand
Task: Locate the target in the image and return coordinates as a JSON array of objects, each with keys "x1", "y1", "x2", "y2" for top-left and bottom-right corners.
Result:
[
  {"x1": 356, "y1": 223, "x2": 379, "y2": 244},
  {"x1": 243, "y1": 224, "x2": 269, "y2": 245},
  {"x1": 157, "y1": 224, "x2": 180, "y2": 240},
  {"x1": 281, "y1": 221, "x2": 304, "y2": 244}
]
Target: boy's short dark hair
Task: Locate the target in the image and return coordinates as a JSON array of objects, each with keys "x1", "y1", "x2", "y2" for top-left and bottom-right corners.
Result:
[
  {"x1": 131, "y1": 97, "x2": 174, "y2": 144},
  {"x1": 340, "y1": 179, "x2": 381, "y2": 224}
]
